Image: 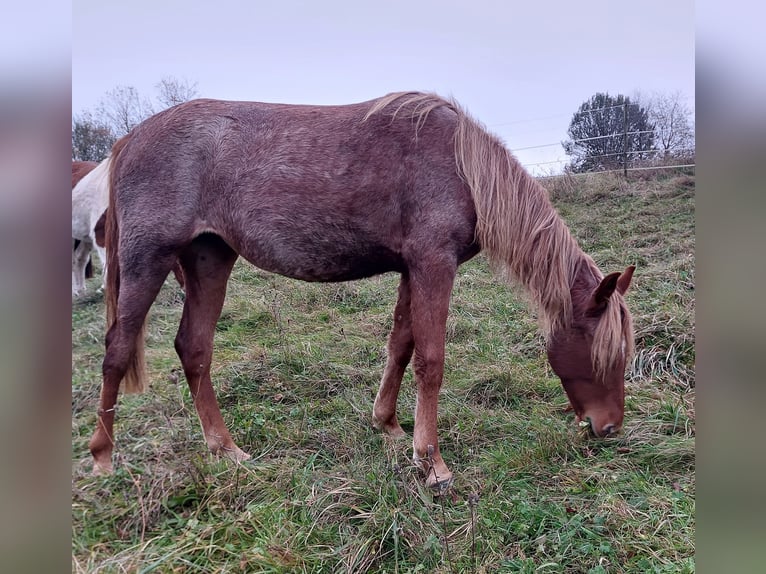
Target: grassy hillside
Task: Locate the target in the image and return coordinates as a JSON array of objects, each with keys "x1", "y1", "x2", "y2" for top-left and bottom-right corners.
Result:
[{"x1": 72, "y1": 171, "x2": 695, "y2": 573}]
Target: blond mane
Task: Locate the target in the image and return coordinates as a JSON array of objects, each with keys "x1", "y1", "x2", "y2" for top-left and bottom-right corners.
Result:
[{"x1": 366, "y1": 92, "x2": 632, "y2": 377}]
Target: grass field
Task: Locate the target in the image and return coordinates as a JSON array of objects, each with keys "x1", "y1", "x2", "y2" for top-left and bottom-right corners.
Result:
[{"x1": 72, "y1": 170, "x2": 695, "y2": 573}]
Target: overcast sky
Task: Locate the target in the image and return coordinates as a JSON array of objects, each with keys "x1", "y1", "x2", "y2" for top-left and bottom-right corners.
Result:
[{"x1": 72, "y1": 0, "x2": 694, "y2": 174}]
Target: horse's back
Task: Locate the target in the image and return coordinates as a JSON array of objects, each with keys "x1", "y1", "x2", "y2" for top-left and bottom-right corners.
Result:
[{"x1": 111, "y1": 96, "x2": 478, "y2": 281}]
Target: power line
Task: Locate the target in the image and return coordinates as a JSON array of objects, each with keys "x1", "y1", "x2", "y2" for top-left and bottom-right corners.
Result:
[
  {"x1": 535, "y1": 163, "x2": 696, "y2": 179},
  {"x1": 491, "y1": 101, "x2": 643, "y2": 129},
  {"x1": 511, "y1": 142, "x2": 562, "y2": 152},
  {"x1": 565, "y1": 130, "x2": 655, "y2": 145},
  {"x1": 509, "y1": 130, "x2": 656, "y2": 153},
  {"x1": 525, "y1": 159, "x2": 568, "y2": 167},
  {"x1": 491, "y1": 101, "x2": 693, "y2": 175}
]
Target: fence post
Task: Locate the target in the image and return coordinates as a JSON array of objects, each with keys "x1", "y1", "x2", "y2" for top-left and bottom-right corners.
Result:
[{"x1": 623, "y1": 101, "x2": 628, "y2": 177}]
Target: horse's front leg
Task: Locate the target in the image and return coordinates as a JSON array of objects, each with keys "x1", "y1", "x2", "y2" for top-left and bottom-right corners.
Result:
[{"x1": 409, "y1": 263, "x2": 456, "y2": 490}]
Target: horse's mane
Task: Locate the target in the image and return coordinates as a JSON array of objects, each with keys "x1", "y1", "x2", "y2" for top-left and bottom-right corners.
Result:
[{"x1": 366, "y1": 92, "x2": 632, "y2": 378}]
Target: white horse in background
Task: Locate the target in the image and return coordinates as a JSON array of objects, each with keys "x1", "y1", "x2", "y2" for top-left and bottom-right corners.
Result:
[
  {"x1": 72, "y1": 155, "x2": 186, "y2": 297},
  {"x1": 72, "y1": 156, "x2": 110, "y2": 296},
  {"x1": 72, "y1": 160, "x2": 98, "y2": 282}
]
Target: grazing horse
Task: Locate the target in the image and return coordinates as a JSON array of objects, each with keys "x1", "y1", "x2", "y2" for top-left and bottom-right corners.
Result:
[
  {"x1": 72, "y1": 157, "x2": 111, "y2": 296},
  {"x1": 72, "y1": 160, "x2": 98, "y2": 288},
  {"x1": 89, "y1": 92, "x2": 635, "y2": 489}
]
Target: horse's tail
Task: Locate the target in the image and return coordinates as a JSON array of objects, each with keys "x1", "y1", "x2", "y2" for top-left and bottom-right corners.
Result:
[{"x1": 106, "y1": 135, "x2": 148, "y2": 394}]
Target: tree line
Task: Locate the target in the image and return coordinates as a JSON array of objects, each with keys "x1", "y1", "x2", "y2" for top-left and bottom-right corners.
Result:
[
  {"x1": 73, "y1": 81, "x2": 694, "y2": 174},
  {"x1": 72, "y1": 76, "x2": 199, "y2": 162},
  {"x1": 563, "y1": 91, "x2": 694, "y2": 173}
]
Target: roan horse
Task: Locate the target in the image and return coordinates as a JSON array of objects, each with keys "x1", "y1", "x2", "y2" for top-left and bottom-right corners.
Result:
[{"x1": 89, "y1": 92, "x2": 635, "y2": 489}]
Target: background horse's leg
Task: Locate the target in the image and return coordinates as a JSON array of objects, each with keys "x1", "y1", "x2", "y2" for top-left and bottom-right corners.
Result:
[
  {"x1": 409, "y1": 263, "x2": 456, "y2": 489},
  {"x1": 72, "y1": 239, "x2": 90, "y2": 296},
  {"x1": 372, "y1": 274, "x2": 413, "y2": 438},
  {"x1": 94, "y1": 243, "x2": 107, "y2": 292},
  {"x1": 174, "y1": 235, "x2": 248, "y2": 463},
  {"x1": 89, "y1": 267, "x2": 170, "y2": 473}
]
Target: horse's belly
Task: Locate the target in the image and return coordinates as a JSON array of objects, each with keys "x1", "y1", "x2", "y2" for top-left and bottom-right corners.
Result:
[{"x1": 233, "y1": 233, "x2": 404, "y2": 283}]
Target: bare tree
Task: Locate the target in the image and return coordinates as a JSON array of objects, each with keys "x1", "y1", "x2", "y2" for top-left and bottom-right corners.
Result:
[
  {"x1": 155, "y1": 75, "x2": 199, "y2": 109},
  {"x1": 72, "y1": 112, "x2": 116, "y2": 161},
  {"x1": 73, "y1": 77, "x2": 200, "y2": 158},
  {"x1": 96, "y1": 85, "x2": 154, "y2": 136},
  {"x1": 640, "y1": 91, "x2": 695, "y2": 160}
]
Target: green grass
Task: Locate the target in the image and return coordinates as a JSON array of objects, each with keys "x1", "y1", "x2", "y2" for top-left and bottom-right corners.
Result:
[{"x1": 72, "y1": 171, "x2": 694, "y2": 573}]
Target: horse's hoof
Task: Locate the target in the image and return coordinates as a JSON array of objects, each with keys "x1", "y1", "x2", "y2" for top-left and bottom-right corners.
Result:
[
  {"x1": 427, "y1": 474, "x2": 455, "y2": 495},
  {"x1": 91, "y1": 460, "x2": 113, "y2": 476},
  {"x1": 218, "y1": 445, "x2": 251, "y2": 464},
  {"x1": 234, "y1": 450, "x2": 252, "y2": 463},
  {"x1": 418, "y1": 456, "x2": 454, "y2": 493},
  {"x1": 372, "y1": 414, "x2": 407, "y2": 439},
  {"x1": 383, "y1": 425, "x2": 407, "y2": 439}
]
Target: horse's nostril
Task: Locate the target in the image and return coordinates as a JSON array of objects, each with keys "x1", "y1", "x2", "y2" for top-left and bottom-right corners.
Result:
[{"x1": 602, "y1": 424, "x2": 617, "y2": 436}]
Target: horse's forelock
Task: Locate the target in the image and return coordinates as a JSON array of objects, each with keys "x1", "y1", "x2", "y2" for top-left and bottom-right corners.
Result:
[
  {"x1": 571, "y1": 258, "x2": 634, "y2": 382},
  {"x1": 592, "y1": 292, "x2": 634, "y2": 382}
]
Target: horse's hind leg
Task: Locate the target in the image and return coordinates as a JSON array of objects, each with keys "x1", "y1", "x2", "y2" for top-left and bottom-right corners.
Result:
[
  {"x1": 89, "y1": 261, "x2": 172, "y2": 473},
  {"x1": 174, "y1": 234, "x2": 248, "y2": 463},
  {"x1": 372, "y1": 274, "x2": 413, "y2": 438}
]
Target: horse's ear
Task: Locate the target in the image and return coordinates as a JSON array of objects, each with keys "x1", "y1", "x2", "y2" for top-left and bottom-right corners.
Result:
[
  {"x1": 617, "y1": 265, "x2": 635, "y2": 295},
  {"x1": 589, "y1": 272, "x2": 621, "y2": 311},
  {"x1": 588, "y1": 266, "x2": 634, "y2": 314}
]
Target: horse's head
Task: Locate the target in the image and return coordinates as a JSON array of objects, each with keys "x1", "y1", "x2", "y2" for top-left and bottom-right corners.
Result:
[{"x1": 547, "y1": 265, "x2": 635, "y2": 437}]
